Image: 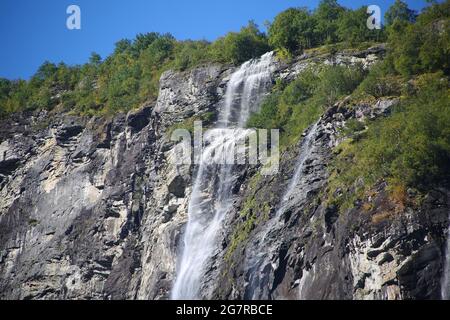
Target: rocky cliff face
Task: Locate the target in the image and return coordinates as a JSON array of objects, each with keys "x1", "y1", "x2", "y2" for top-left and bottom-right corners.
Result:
[
  {"x1": 0, "y1": 46, "x2": 448, "y2": 300},
  {"x1": 216, "y1": 99, "x2": 450, "y2": 300}
]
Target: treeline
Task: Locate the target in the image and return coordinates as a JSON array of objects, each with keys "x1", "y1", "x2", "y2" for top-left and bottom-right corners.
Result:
[
  {"x1": 0, "y1": 0, "x2": 445, "y2": 117},
  {"x1": 268, "y1": 0, "x2": 387, "y2": 57},
  {"x1": 1, "y1": 0, "x2": 393, "y2": 117},
  {"x1": 0, "y1": 21, "x2": 272, "y2": 116}
]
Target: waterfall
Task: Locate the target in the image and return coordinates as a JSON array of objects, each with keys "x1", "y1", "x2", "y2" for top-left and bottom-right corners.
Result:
[
  {"x1": 441, "y1": 222, "x2": 450, "y2": 300},
  {"x1": 274, "y1": 122, "x2": 319, "y2": 218},
  {"x1": 171, "y1": 52, "x2": 275, "y2": 299},
  {"x1": 244, "y1": 121, "x2": 320, "y2": 299}
]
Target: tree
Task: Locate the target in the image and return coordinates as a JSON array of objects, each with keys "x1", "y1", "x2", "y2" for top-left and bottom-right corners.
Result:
[
  {"x1": 337, "y1": 7, "x2": 380, "y2": 45},
  {"x1": 385, "y1": 0, "x2": 417, "y2": 26},
  {"x1": 34, "y1": 61, "x2": 58, "y2": 82},
  {"x1": 210, "y1": 21, "x2": 270, "y2": 64},
  {"x1": 140, "y1": 34, "x2": 176, "y2": 65},
  {"x1": 132, "y1": 32, "x2": 161, "y2": 56},
  {"x1": 268, "y1": 8, "x2": 316, "y2": 55},
  {"x1": 314, "y1": 0, "x2": 346, "y2": 44},
  {"x1": 386, "y1": 0, "x2": 449, "y2": 76},
  {"x1": 114, "y1": 39, "x2": 132, "y2": 54},
  {"x1": 89, "y1": 52, "x2": 102, "y2": 66},
  {"x1": 172, "y1": 40, "x2": 211, "y2": 71},
  {"x1": 0, "y1": 78, "x2": 11, "y2": 97}
]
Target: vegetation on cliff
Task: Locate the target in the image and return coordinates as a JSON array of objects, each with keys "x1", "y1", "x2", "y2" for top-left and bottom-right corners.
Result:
[
  {"x1": 247, "y1": 65, "x2": 365, "y2": 148},
  {"x1": 327, "y1": 0, "x2": 449, "y2": 210},
  {"x1": 247, "y1": 0, "x2": 449, "y2": 211}
]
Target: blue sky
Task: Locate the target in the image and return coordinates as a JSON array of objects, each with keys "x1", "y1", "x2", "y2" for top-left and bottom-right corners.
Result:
[{"x1": 0, "y1": 0, "x2": 429, "y2": 79}]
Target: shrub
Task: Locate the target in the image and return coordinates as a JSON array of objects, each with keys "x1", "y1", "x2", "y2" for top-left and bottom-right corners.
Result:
[{"x1": 357, "y1": 62, "x2": 403, "y2": 98}]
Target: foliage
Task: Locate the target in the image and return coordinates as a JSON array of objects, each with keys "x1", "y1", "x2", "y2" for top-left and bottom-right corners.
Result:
[
  {"x1": 224, "y1": 173, "x2": 271, "y2": 263},
  {"x1": 250, "y1": 1, "x2": 450, "y2": 215},
  {"x1": 268, "y1": 8, "x2": 316, "y2": 55},
  {"x1": 328, "y1": 73, "x2": 450, "y2": 210},
  {"x1": 0, "y1": 0, "x2": 447, "y2": 119},
  {"x1": 247, "y1": 65, "x2": 365, "y2": 148},
  {"x1": 356, "y1": 62, "x2": 403, "y2": 98},
  {"x1": 210, "y1": 21, "x2": 270, "y2": 64},
  {"x1": 268, "y1": 1, "x2": 386, "y2": 55},
  {"x1": 336, "y1": 7, "x2": 384, "y2": 45},
  {"x1": 0, "y1": 24, "x2": 270, "y2": 117},
  {"x1": 384, "y1": 0, "x2": 417, "y2": 26},
  {"x1": 315, "y1": 0, "x2": 346, "y2": 44},
  {"x1": 385, "y1": 0, "x2": 450, "y2": 77}
]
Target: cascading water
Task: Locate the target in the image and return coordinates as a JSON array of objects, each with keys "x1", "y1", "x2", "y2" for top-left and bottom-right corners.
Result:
[
  {"x1": 171, "y1": 52, "x2": 275, "y2": 299},
  {"x1": 244, "y1": 121, "x2": 320, "y2": 299},
  {"x1": 441, "y1": 222, "x2": 450, "y2": 300},
  {"x1": 274, "y1": 122, "x2": 319, "y2": 218}
]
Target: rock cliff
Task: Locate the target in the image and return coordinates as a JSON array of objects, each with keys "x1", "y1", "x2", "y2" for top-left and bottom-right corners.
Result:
[{"x1": 0, "y1": 46, "x2": 448, "y2": 300}]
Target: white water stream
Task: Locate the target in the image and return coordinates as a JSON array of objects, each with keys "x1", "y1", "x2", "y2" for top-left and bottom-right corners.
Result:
[
  {"x1": 244, "y1": 121, "x2": 320, "y2": 299},
  {"x1": 274, "y1": 122, "x2": 319, "y2": 218},
  {"x1": 171, "y1": 52, "x2": 275, "y2": 299}
]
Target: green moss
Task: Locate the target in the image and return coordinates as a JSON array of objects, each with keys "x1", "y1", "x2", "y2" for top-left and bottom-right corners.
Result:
[
  {"x1": 28, "y1": 219, "x2": 39, "y2": 227},
  {"x1": 223, "y1": 173, "x2": 271, "y2": 264}
]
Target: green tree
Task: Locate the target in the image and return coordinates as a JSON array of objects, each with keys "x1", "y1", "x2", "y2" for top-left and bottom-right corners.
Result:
[
  {"x1": 386, "y1": 0, "x2": 449, "y2": 76},
  {"x1": 89, "y1": 52, "x2": 102, "y2": 66},
  {"x1": 385, "y1": 0, "x2": 417, "y2": 26},
  {"x1": 172, "y1": 40, "x2": 211, "y2": 71},
  {"x1": 337, "y1": 7, "x2": 380, "y2": 45},
  {"x1": 33, "y1": 61, "x2": 58, "y2": 82},
  {"x1": 268, "y1": 8, "x2": 316, "y2": 55},
  {"x1": 132, "y1": 32, "x2": 160, "y2": 56},
  {"x1": 114, "y1": 39, "x2": 133, "y2": 54},
  {"x1": 314, "y1": 0, "x2": 346, "y2": 44},
  {"x1": 210, "y1": 21, "x2": 270, "y2": 64}
]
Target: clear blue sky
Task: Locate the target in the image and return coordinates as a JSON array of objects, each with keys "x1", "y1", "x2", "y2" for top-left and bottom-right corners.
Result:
[{"x1": 0, "y1": 0, "x2": 429, "y2": 80}]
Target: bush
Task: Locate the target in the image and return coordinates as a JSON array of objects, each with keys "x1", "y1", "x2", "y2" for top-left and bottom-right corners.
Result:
[
  {"x1": 386, "y1": 1, "x2": 450, "y2": 77},
  {"x1": 172, "y1": 41, "x2": 211, "y2": 71},
  {"x1": 336, "y1": 7, "x2": 384, "y2": 45},
  {"x1": 0, "y1": 0, "x2": 444, "y2": 118},
  {"x1": 357, "y1": 62, "x2": 403, "y2": 98}
]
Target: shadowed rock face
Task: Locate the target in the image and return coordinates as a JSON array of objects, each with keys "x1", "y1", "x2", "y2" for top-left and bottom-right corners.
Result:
[{"x1": 0, "y1": 46, "x2": 448, "y2": 300}]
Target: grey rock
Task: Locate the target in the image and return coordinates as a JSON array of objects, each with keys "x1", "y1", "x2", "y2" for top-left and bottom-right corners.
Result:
[{"x1": 1, "y1": 46, "x2": 447, "y2": 300}]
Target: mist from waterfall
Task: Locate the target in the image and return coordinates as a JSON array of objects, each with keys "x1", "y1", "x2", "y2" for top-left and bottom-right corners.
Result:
[
  {"x1": 171, "y1": 52, "x2": 275, "y2": 299},
  {"x1": 441, "y1": 222, "x2": 450, "y2": 300}
]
